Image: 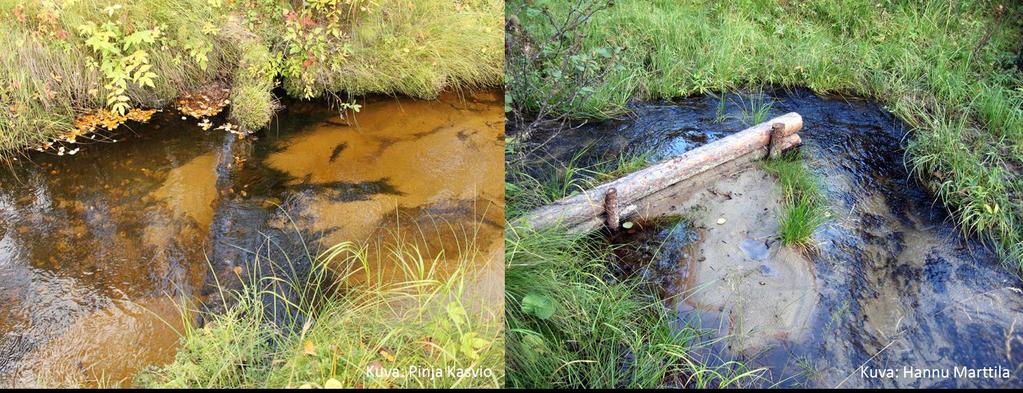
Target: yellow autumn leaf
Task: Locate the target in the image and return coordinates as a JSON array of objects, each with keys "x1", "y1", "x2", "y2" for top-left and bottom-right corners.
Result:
[
  {"x1": 304, "y1": 340, "x2": 316, "y2": 356},
  {"x1": 324, "y1": 378, "x2": 343, "y2": 389}
]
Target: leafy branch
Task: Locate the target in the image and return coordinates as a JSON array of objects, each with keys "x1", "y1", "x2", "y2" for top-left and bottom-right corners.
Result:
[
  {"x1": 505, "y1": 0, "x2": 621, "y2": 161},
  {"x1": 78, "y1": 21, "x2": 160, "y2": 115}
]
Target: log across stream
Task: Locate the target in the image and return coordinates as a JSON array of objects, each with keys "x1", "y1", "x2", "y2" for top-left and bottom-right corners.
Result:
[
  {"x1": 517, "y1": 87, "x2": 1023, "y2": 388},
  {"x1": 521, "y1": 113, "x2": 803, "y2": 232}
]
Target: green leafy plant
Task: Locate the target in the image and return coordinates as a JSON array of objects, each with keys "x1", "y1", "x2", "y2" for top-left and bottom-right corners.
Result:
[{"x1": 78, "y1": 21, "x2": 160, "y2": 115}]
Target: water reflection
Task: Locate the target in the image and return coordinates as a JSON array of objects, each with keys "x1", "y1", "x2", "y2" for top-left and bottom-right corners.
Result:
[{"x1": 0, "y1": 90, "x2": 503, "y2": 386}]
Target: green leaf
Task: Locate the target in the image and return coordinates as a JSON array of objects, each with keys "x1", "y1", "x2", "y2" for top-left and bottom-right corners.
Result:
[
  {"x1": 460, "y1": 332, "x2": 488, "y2": 360},
  {"x1": 446, "y1": 301, "x2": 468, "y2": 327},
  {"x1": 520, "y1": 332, "x2": 548, "y2": 362},
  {"x1": 521, "y1": 293, "x2": 555, "y2": 320}
]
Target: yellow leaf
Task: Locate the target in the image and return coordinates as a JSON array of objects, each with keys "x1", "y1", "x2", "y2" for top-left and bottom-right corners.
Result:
[
  {"x1": 304, "y1": 340, "x2": 316, "y2": 356},
  {"x1": 324, "y1": 378, "x2": 343, "y2": 389}
]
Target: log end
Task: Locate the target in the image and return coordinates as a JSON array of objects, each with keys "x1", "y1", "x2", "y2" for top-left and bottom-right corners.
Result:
[{"x1": 778, "y1": 112, "x2": 804, "y2": 136}]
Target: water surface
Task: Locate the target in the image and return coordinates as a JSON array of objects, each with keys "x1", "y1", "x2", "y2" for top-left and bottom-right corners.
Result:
[{"x1": 0, "y1": 90, "x2": 504, "y2": 386}]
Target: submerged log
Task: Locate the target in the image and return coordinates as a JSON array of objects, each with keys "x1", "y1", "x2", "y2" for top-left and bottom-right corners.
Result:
[{"x1": 520, "y1": 113, "x2": 803, "y2": 232}]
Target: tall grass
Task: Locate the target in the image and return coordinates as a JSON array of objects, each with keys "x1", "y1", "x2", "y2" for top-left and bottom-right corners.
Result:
[
  {"x1": 137, "y1": 233, "x2": 503, "y2": 388},
  {"x1": 509, "y1": 0, "x2": 1023, "y2": 270},
  {"x1": 505, "y1": 145, "x2": 653, "y2": 217},
  {"x1": 505, "y1": 225, "x2": 762, "y2": 388}
]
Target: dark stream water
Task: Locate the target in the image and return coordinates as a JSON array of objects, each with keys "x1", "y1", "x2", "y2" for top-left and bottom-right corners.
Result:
[
  {"x1": 527, "y1": 87, "x2": 1023, "y2": 388},
  {"x1": 0, "y1": 90, "x2": 504, "y2": 386}
]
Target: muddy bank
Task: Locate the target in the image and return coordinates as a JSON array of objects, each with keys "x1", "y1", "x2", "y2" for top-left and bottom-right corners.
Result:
[
  {"x1": 0, "y1": 90, "x2": 504, "y2": 386},
  {"x1": 527, "y1": 88, "x2": 1023, "y2": 388}
]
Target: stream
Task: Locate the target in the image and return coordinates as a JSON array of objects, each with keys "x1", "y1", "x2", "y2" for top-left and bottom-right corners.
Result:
[
  {"x1": 0, "y1": 90, "x2": 504, "y2": 386},
  {"x1": 528, "y1": 87, "x2": 1023, "y2": 388}
]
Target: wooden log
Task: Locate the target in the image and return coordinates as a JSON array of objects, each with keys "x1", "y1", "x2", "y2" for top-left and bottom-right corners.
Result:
[
  {"x1": 519, "y1": 113, "x2": 803, "y2": 231},
  {"x1": 565, "y1": 133, "x2": 801, "y2": 234}
]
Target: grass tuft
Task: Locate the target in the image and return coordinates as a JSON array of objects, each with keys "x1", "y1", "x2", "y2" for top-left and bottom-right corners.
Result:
[
  {"x1": 505, "y1": 224, "x2": 762, "y2": 388},
  {"x1": 763, "y1": 152, "x2": 828, "y2": 251}
]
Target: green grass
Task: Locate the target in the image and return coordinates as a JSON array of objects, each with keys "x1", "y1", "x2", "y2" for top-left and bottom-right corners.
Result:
[
  {"x1": 505, "y1": 225, "x2": 762, "y2": 388},
  {"x1": 509, "y1": 0, "x2": 1023, "y2": 270},
  {"x1": 0, "y1": 0, "x2": 502, "y2": 159},
  {"x1": 505, "y1": 145, "x2": 653, "y2": 217},
  {"x1": 505, "y1": 153, "x2": 763, "y2": 388},
  {"x1": 763, "y1": 152, "x2": 828, "y2": 250},
  {"x1": 735, "y1": 92, "x2": 775, "y2": 126},
  {"x1": 136, "y1": 235, "x2": 503, "y2": 388}
]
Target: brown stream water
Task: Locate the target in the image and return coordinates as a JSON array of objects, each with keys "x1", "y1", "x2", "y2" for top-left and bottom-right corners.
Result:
[{"x1": 0, "y1": 90, "x2": 504, "y2": 386}]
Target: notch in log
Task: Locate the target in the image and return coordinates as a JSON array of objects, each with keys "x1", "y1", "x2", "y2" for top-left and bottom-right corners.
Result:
[
  {"x1": 605, "y1": 187, "x2": 619, "y2": 231},
  {"x1": 768, "y1": 122, "x2": 787, "y2": 159}
]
